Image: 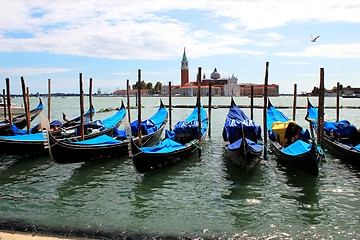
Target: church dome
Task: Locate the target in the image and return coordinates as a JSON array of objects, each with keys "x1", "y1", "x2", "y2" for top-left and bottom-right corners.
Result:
[{"x1": 210, "y1": 68, "x2": 220, "y2": 80}]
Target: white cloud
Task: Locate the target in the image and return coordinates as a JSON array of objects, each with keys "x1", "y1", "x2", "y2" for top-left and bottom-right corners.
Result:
[
  {"x1": 0, "y1": 67, "x2": 76, "y2": 76},
  {"x1": 1, "y1": 0, "x2": 360, "y2": 61},
  {"x1": 276, "y1": 44, "x2": 360, "y2": 58}
]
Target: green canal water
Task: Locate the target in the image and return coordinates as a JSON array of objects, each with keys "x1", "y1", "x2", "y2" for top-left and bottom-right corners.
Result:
[{"x1": 0, "y1": 96, "x2": 359, "y2": 239}]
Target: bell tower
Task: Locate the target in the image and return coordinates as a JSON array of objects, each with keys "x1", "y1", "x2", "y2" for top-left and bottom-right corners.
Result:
[{"x1": 181, "y1": 47, "x2": 189, "y2": 86}]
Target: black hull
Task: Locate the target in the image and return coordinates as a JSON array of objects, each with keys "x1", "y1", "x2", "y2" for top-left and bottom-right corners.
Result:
[
  {"x1": 307, "y1": 117, "x2": 360, "y2": 163},
  {"x1": 0, "y1": 98, "x2": 43, "y2": 135},
  {"x1": 0, "y1": 138, "x2": 46, "y2": 155},
  {"x1": 223, "y1": 144, "x2": 262, "y2": 171},
  {"x1": 48, "y1": 123, "x2": 166, "y2": 164},
  {"x1": 323, "y1": 134, "x2": 360, "y2": 161},
  {"x1": 269, "y1": 140, "x2": 320, "y2": 176},
  {"x1": 131, "y1": 136, "x2": 204, "y2": 173}
]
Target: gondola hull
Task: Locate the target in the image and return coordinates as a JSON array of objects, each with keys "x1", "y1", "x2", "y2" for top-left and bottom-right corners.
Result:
[
  {"x1": 131, "y1": 134, "x2": 206, "y2": 173},
  {"x1": 0, "y1": 137, "x2": 45, "y2": 155},
  {"x1": 223, "y1": 142, "x2": 262, "y2": 171},
  {"x1": 0, "y1": 98, "x2": 44, "y2": 135},
  {"x1": 47, "y1": 123, "x2": 166, "y2": 164},
  {"x1": 222, "y1": 98, "x2": 263, "y2": 171},
  {"x1": 269, "y1": 139, "x2": 320, "y2": 176},
  {"x1": 306, "y1": 98, "x2": 360, "y2": 163},
  {"x1": 322, "y1": 133, "x2": 359, "y2": 161}
]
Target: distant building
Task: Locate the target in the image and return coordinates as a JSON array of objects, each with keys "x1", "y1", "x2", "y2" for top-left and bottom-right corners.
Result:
[
  {"x1": 161, "y1": 49, "x2": 279, "y2": 97},
  {"x1": 240, "y1": 83, "x2": 279, "y2": 96},
  {"x1": 181, "y1": 48, "x2": 189, "y2": 86},
  {"x1": 114, "y1": 89, "x2": 151, "y2": 96}
]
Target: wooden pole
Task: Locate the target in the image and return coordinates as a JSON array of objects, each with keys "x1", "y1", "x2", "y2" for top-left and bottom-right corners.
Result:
[
  {"x1": 197, "y1": 67, "x2": 202, "y2": 156},
  {"x1": 26, "y1": 87, "x2": 31, "y2": 132},
  {"x1": 169, "y1": 81, "x2": 172, "y2": 131},
  {"x1": 263, "y1": 62, "x2": 269, "y2": 160},
  {"x1": 79, "y1": 73, "x2": 85, "y2": 140},
  {"x1": 5, "y1": 79, "x2": 13, "y2": 126},
  {"x1": 47, "y1": 79, "x2": 51, "y2": 120},
  {"x1": 317, "y1": 68, "x2": 325, "y2": 148},
  {"x1": 2, "y1": 89, "x2": 7, "y2": 119},
  {"x1": 336, "y1": 82, "x2": 340, "y2": 122},
  {"x1": 21, "y1": 76, "x2": 30, "y2": 134},
  {"x1": 5, "y1": 78, "x2": 12, "y2": 126},
  {"x1": 250, "y1": 85, "x2": 254, "y2": 120},
  {"x1": 137, "y1": 69, "x2": 142, "y2": 147},
  {"x1": 208, "y1": 81, "x2": 212, "y2": 137},
  {"x1": 135, "y1": 89, "x2": 138, "y2": 107},
  {"x1": 126, "y1": 79, "x2": 131, "y2": 124},
  {"x1": 292, "y1": 83, "x2": 297, "y2": 121},
  {"x1": 89, "y1": 78, "x2": 93, "y2": 122}
]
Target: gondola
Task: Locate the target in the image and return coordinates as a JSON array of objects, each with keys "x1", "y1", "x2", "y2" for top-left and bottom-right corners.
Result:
[
  {"x1": 0, "y1": 97, "x2": 44, "y2": 135},
  {"x1": 0, "y1": 103, "x2": 120, "y2": 156},
  {"x1": 306, "y1": 98, "x2": 360, "y2": 161},
  {"x1": 130, "y1": 103, "x2": 208, "y2": 173},
  {"x1": 222, "y1": 98, "x2": 263, "y2": 170},
  {"x1": 46, "y1": 100, "x2": 168, "y2": 164},
  {"x1": 267, "y1": 100, "x2": 323, "y2": 176}
]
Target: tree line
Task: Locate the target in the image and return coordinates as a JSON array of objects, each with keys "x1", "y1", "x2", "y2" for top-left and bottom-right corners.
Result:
[
  {"x1": 132, "y1": 81, "x2": 162, "y2": 94},
  {"x1": 311, "y1": 84, "x2": 353, "y2": 95}
]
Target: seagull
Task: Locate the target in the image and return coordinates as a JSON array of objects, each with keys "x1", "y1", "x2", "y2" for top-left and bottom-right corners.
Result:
[{"x1": 311, "y1": 35, "x2": 320, "y2": 42}]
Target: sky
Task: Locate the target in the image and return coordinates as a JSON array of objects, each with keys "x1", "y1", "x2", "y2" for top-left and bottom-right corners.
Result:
[{"x1": 1, "y1": 0, "x2": 360, "y2": 94}]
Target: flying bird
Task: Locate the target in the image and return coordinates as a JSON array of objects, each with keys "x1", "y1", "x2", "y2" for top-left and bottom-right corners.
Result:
[{"x1": 311, "y1": 35, "x2": 320, "y2": 42}]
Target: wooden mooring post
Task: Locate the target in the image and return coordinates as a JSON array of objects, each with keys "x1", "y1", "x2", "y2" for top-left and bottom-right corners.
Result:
[
  {"x1": 137, "y1": 69, "x2": 142, "y2": 147},
  {"x1": 126, "y1": 79, "x2": 131, "y2": 124},
  {"x1": 48, "y1": 79, "x2": 51, "y2": 120},
  {"x1": 79, "y1": 73, "x2": 85, "y2": 140},
  {"x1": 263, "y1": 62, "x2": 269, "y2": 160},
  {"x1": 6, "y1": 78, "x2": 12, "y2": 126},
  {"x1": 317, "y1": 68, "x2": 325, "y2": 148},
  {"x1": 2, "y1": 89, "x2": 6, "y2": 119},
  {"x1": 336, "y1": 82, "x2": 340, "y2": 122},
  {"x1": 169, "y1": 81, "x2": 172, "y2": 131},
  {"x1": 89, "y1": 78, "x2": 93, "y2": 122},
  {"x1": 197, "y1": 67, "x2": 202, "y2": 156},
  {"x1": 208, "y1": 81, "x2": 212, "y2": 137},
  {"x1": 292, "y1": 83, "x2": 297, "y2": 121},
  {"x1": 250, "y1": 85, "x2": 254, "y2": 120},
  {"x1": 21, "y1": 77, "x2": 30, "y2": 133}
]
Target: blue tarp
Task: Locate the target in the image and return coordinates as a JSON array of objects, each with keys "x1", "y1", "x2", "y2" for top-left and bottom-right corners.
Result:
[
  {"x1": 223, "y1": 102, "x2": 261, "y2": 143},
  {"x1": 113, "y1": 128, "x2": 128, "y2": 140},
  {"x1": 282, "y1": 140, "x2": 312, "y2": 156},
  {"x1": 0, "y1": 132, "x2": 45, "y2": 141},
  {"x1": 130, "y1": 106, "x2": 168, "y2": 136},
  {"x1": 141, "y1": 138, "x2": 185, "y2": 153},
  {"x1": 102, "y1": 109, "x2": 127, "y2": 129},
  {"x1": 267, "y1": 104, "x2": 289, "y2": 129},
  {"x1": 308, "y1": 104, "x2": 357, "y2": 138},
  {"x1": 353, "y1": 144, "x2": 360, "y2": 152},
  {"x1": 167, "y1": 106, "x2": 208, "y2": 142},
  {"x1": 139, "y1": 106, "x2": 207, "y2": 153},
  {"x1": 131, "y1": 119, "x2": 157, "y2": 136},
  {"x1": 72, "y1": 134, "x2": 121, "y2": 145},
  {"x1": 307, "y1": 106, "x2": 318, "y2": 120},
  {"x1": 183, "y1": 106, "x2": 208, "y2": 136},
  {"x1": 323, "y1": 121, "x2": 356, "y2": 138},
  {"x1": 227, "y1": 138, "x2": 263, "y2": 153},
  {"x1": 149, "y1": 107, "x2": 168, "y2": 129}
]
